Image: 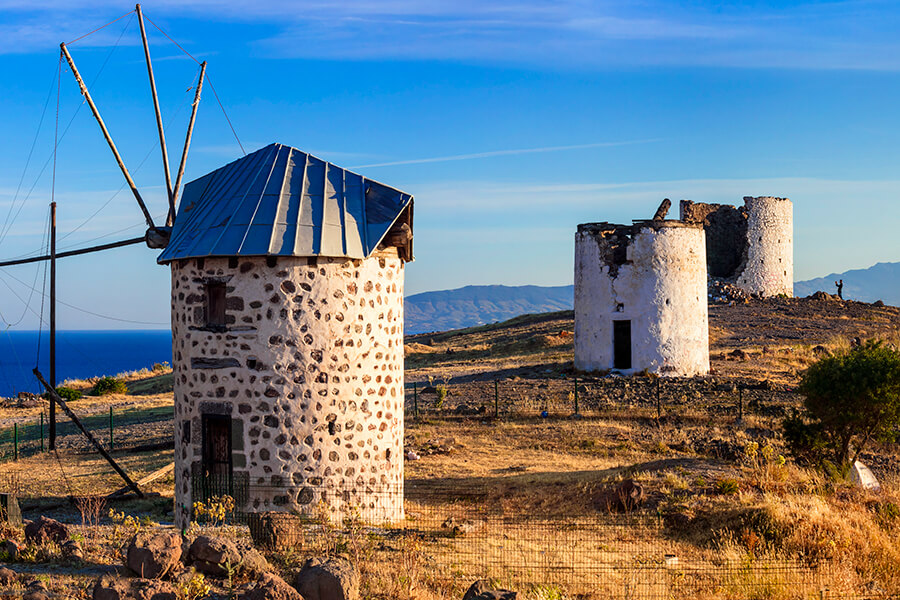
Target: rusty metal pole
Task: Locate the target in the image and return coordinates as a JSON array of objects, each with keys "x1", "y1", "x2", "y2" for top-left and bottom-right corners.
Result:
[
  {"x1": 59, "y1": 43, "x2": 155, "y2": 229},
  {"x1": 136, "y1": 4, "x2": 175, "y2": 226},
  {"x1": 171, "y1": 61, "x2": 206, "y2": 215},
  {"x1": 49, "y1": 202, "x2": 56, "y2": 451}
]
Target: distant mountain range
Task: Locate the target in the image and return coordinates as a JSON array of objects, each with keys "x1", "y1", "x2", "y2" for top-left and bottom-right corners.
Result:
[
  {"x1": 794, "y1": 262, "x2": 900, "y2": 305},
  {"x1": 405, "y1": 262, "x2": 900, "y2": 334},
  {"x1": 405, "y1": 284, "x2": 573, "y2": 333}
]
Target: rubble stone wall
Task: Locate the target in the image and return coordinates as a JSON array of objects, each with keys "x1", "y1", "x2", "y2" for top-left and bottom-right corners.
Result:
[
  {"x1": 171, "y1": 252, "x2": 404, "y2": 529},
  {"x1": 574, "y1": 221, "x2": 709, "y2": 377}
]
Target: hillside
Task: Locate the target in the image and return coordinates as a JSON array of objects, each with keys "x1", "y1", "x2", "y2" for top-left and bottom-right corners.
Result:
[{"x1": 795, "y1": 261, "x2": 900, "y2": 304}]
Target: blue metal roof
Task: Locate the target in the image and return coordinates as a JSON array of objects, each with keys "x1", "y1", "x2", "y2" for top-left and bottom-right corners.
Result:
[{"x1": 157, "y1": 143, "x2": 413, "y2": 263}]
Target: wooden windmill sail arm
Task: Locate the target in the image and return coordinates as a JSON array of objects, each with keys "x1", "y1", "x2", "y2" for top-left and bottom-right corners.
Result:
[
  {"x1": 171, "y1": 60, "x2": 207, "y2": 226},
  {"x1": 33, "y1": 368, "x2": 144, "y2": 498},
  {"x1": 136, "y1": 4, "x2": 175, "y2": 227},
  {"x1": 59, "y1": 42, "x2": 156, "y2": 230}
]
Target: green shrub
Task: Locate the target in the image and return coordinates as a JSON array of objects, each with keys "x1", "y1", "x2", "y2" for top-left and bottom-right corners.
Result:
[
  {"x1": 784, "y1": 340, "x2": 900, "y2": 467},
  {"x1": 715, "y1": 478, "x2": 740, "y2": 495},
  {"x1": 151, "y1": 361, "x2": 170, "y2": 372},
  {"x1": 42, "y1": 386, "x2": 82, "y2": 402},
  {"x1": 92, "y1": 376, "x2": 127, "y2": 396}
]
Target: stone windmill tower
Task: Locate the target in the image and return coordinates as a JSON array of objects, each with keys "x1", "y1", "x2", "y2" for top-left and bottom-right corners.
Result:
[
  {"x1": 158, "y1": 143, "x2": 414, "y2": 528},
  {"x1": 574, "y1": 219, "x2": 709, "y2": 377}
]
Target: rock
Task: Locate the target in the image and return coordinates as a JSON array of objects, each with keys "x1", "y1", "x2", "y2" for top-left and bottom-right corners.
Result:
[
  {"x1": 24, "y1": 516, "x2": 69, "y2": 545},
  {"x1": 0, "y1": 567, "x2": 17, "y2": 585},
  {"x1": 126, "y1": 529, "x2": 182, "y2": 579},
  {"x1": 873, "y1": 300, "x2": 885, "y2": 307},
  {"x1": 62, "y1": 539, "x2": 84, "y2": 561},
  {"x1": 23, "y1": 593, "x2": 50, "y2": 600},
  {"x1": 237, "y1": 573, "x2": 303, "y2": 600},
  {"x1": 594, "y1": 479, "x2": 644, "y2": 513},
  {"x1": 92, "y1": 575, "x2": 177, "y2": 600},
  {"x1": 462, "y1": 580, "x2": 517, "y2": 600},
  {"x1": 3, "y1": 539, "x2": 21, "y2": 560},
  {"x1": 248, "y1": 512, "x2": 303, "y2": 551},
  {"x1": 295, "y1": 557, "x2": 359, "y2": 600},
  {"x1": 729, "y1": 349, "x2": 748, "y2": 361},
  {"x1": 812, "y1": 345, "x2": 830, "y2": 356},
  {"x1": 188, "y1": 535, "x2": 269, "y2": 578},
  {"x1": 405, "y1": 450, "x2": 420, "y2": 461},
  {"x1": 851, "y1": 460, "x2": 882, "y2": 492}
]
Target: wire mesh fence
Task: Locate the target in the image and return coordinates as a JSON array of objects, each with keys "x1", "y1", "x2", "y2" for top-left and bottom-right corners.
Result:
[
  {"x1": 405, "y1": 376, "x2": 795, "y2": 423},
  {"x1": 191, "y1": 476, "x2": 826, "y2": 599}
]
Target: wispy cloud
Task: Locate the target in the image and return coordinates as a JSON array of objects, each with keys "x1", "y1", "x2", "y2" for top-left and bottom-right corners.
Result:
[
  {"x1": 349, "y1": 139, "x2": 661, "y2": 169},
  {"x1": 3, "y1": 1, "x2": 900, "y2": 69}
]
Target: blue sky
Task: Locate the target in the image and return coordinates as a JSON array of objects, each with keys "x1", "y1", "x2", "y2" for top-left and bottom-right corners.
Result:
[{"x1": 0, "y1": 0, "x2": 899, "y2": 329}]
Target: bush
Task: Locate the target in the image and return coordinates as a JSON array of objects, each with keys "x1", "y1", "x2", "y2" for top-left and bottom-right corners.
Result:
[
  {"x1": 42, "y1": 386, "x2": 82, "y2": 402},
  {"x1": 151, "y1": 361, "x2": 170, "y2": 372},
  {"x1": 784, "y1": 340, "x2": 900, "y2": 467},
  {"x1": 92, "y1": 376, "x2": 127, "y2": 396}
]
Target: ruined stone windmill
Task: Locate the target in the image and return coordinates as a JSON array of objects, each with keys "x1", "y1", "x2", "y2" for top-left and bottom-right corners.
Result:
[{"x1": 17, "y1": 6, "x2": 416, "y2": 524}]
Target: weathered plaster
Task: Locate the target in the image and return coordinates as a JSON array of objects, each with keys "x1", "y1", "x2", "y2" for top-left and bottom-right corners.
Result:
[
  {"x1": 574, "y1": 221, "x2": 709, "y2": 377},
  {"x1": 171, "y1": 251, "x2": 404, "y2": 529},
  {"x1": 735, "y1": 196, "x2": 793, "y2": 297}
]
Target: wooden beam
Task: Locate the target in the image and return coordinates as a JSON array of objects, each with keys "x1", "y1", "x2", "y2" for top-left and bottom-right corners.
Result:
[
  {"x1": 59, "y1": 43, "x2": 156, "y2": 230},
  {"x1": 136, "y1": 4, "x2": 176, "y2": 227},
  {"x1": 49, "y1": 203, "x2": 56, "y2": 450},
  {"x1": 171, "y1": 60, "x2": 206, "y2": 218},
  {"x1": 33, "y1": 369, "x2": 144, "y2": 498},
  {"x1": 107, "y1": 461, "x2": 174, "y2": 499},
  {"x1": 0, "y1": 236, "x2": 145, "y2": 268}
]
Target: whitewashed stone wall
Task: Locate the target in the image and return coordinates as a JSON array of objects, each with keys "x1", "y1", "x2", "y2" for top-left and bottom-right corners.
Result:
[
  {"x1": 171, "y1": 251, "x2": 404, "y2": 529},
  {"x1": 736, "y1": 196, "x2": 793, "y2": 297},
  {"x1": 575, "y1": 221, "x2": 709, "y2": 377}
]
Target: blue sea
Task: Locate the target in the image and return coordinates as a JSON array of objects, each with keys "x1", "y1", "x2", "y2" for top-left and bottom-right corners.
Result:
[{"x1": 0, "y1": 330, "x2": 172, "y2": 398}]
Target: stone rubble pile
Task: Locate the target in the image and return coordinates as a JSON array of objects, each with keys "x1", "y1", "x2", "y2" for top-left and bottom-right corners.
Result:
[{"x1": 708, "y1": 277, "x2": 751, "y2": 304}]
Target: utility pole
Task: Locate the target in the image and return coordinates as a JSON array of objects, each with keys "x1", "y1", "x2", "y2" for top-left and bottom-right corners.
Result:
[{"x1": 49, "y1": 202, "x2": 56, "y2": 450}]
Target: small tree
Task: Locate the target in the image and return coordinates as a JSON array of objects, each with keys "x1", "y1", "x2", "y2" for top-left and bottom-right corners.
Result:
[{"x1": 785, "y1": 340, "x2": 900, "y2": 467}]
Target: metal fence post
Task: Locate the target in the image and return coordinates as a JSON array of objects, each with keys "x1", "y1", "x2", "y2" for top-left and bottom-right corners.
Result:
[
  {"x1": 574, "y1": 377, "x2": 579, "y2": 415},
  {"x1": 413, "y1": 383, "x2": 418, "y2": 418},
  {"x1": 40, "y1": 413, "x2": 44, "y2": 452},
  {"x1": 494, "y1": 380, "x2": 499, "y2": 418},
  {"x1": 109, "y1": 407, "x2": 114, "y2": 450},
  {"x1": 13, "y1": 424, "x2": 18, "y2": 461},
  {"x1": 656, "y1": 378, "x2": 662, "y2": 420}
]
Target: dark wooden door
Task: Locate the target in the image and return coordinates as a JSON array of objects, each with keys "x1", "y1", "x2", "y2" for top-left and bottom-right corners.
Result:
[{"x1": 613, "y1": 320, "x2": 632, "y2": 370}]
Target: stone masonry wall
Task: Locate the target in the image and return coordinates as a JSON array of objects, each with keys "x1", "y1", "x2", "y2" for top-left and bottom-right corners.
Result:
[
  {"x1": 171, "y1": 252, "x2": 404, "y2": 529},
  {"x1": 574, "y1": 222, "x2": 709, "y2": 377},
  {"x1": 735, "y1": 196, "x2": 793, "y2": 297}
]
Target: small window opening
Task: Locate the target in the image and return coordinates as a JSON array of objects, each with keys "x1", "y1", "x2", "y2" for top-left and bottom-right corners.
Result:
[
  {"x1": 266, "y1": 256, "x2": 278, "y2": 268},
  {"x1": 615, "y1": 303, "x2": 625, "y2": 312},
  {"x1": 613, "y1": 320, "x2": 632, "y2": 370},
  {"x1": 205, "y1": 281, "x2": 226, "y2": 328},
  {"x1": 228, "y1": 257, "x2": 238, "y2": 269}
]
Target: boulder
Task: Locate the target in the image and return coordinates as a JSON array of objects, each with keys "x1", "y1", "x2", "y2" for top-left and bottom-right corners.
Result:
[
  {"x1": 92, "y1": 575, "x2": 177, "y2": 600},
  {"x1": 24, "y1": 516, "x2": 69, "y2": 544},
  {"x1": 0, "y1": 566, "x2": 17, "y2": 585},
  {"x1": 126, "y1": 529, "x2": 182, "y2": 579},
  {"x1": 248, "y1": 512, "x2": 304, "y2": 550},
  {"x1": 2, "y1": 539, "x2": 20, "y2": 560},
  {"x1": 238, "y1": 573, "x2": 303, "y2": 600},
  {"x1": 462, "y1": 580, "x2": 517, "y2": 600},
  {"x1": 62, "y1": 539, "x2": 84, "y2": 561},
  {"x1": 24, "y1": 580, "x2": 50, "y2": 600},
  {"x1": 295, "y1": 557, "x2": 359, "y2": 600},
  {"x1": 594, "y1": 479, "x2": 644, "y2": 513},
  {"x1": 440, "y1": 516, "x2": 485, "y2": 536},
  {"x1": 188, "y1": 535, "x2": 269, "y2": 578}
]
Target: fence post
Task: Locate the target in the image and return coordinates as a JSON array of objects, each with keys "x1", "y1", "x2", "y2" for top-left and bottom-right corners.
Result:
[
  {"x1": 574, "y1": 377, "x2": 579, "y2": 415},
  {"x1": 40, "y1": 413, "x2": 44, "y2": 452},
  {"x1": 109, "y1": 407, "x2": 114, "y2": 450},
  {"x1": 656, "y1": 378, "x2": 662, "y2": 420},
  {"x1": 13, "y1": 424, "x2": 18, "y2": 461},
  {"x1": 494, "y1": 380, "x2": 499, "y2": 418},
  {"x1": 413, "y1": 383, "x2": 418, "y2": 419}
]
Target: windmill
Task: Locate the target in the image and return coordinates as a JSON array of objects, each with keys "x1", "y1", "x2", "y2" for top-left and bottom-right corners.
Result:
[{"x1": 0, "y1": 4, "x2": 213, "y2": 496}]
